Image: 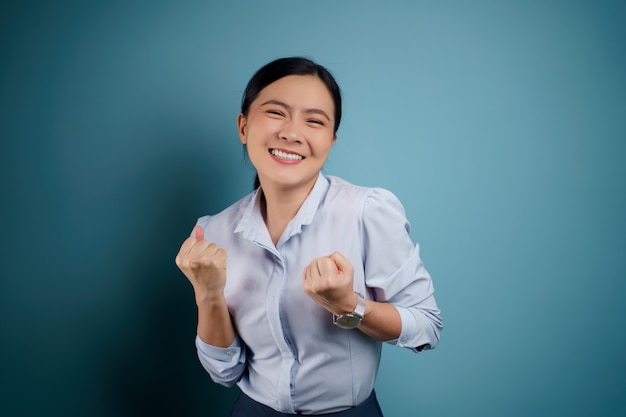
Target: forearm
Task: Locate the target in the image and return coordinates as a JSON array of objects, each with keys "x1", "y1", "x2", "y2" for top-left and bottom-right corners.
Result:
[
  {"x1": 358, "y1": 300, "x2": 402, "y2": 342},
  {"x1": 195, "y1": 292, "x2": 236, "y2": 348}
]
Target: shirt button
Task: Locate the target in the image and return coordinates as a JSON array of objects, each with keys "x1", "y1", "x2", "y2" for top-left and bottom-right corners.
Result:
[{"x1": 226, "y1": 350, "x2": 236, "y2": 357}]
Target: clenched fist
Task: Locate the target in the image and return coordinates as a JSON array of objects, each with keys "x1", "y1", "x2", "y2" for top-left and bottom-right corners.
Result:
[
  {"x1": 175, "y1": 225, "x2": 227, "y2": 299},
  {"x1": 302, "y1": 252, "x2": 357, "y2": 316}
]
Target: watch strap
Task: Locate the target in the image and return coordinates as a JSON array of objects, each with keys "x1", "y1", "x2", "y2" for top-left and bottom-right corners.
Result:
[
  {"x1": 333, "y1": 292, "x2": 366, "y2": 329},
  {"x1": 352, "y1": 292, "x2": 366, "y2": 317}
]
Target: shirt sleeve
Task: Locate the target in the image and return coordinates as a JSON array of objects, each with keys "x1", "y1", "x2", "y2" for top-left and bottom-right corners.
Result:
[
  {"x1": 195, "y1": 334, "x2": 247, "y2": 387},
  {"x1": 361, "y1": 188, "x2": 443, "y2": 353}
]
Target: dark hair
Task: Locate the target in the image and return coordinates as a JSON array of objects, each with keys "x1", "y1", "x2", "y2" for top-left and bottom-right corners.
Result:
[{"x1": 241, "y1": 57, "x2": 342, "y2": 189}]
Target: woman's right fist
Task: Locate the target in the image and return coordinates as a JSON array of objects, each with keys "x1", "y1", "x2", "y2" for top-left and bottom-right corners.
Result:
[{"x1": 175, "y1": 225, "x2": 227, "y2": 297}]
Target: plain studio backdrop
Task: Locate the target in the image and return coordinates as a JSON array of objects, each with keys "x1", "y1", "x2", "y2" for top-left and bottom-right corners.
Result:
[{"x1": 1, "y1": 1, "x2": 624, "y2": 416}]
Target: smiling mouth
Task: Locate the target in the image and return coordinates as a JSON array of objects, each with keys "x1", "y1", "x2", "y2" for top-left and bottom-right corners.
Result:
[{"x1": 269, "y1": 148, "x2": 304, "y2": 161}]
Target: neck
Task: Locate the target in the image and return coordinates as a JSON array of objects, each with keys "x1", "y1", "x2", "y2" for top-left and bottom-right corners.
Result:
[{"x1": 259, "y1": 178, "x2": 317, "y2": 246}]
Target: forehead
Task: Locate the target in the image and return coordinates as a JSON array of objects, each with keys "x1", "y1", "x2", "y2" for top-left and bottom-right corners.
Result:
[{"x1": 256, "y1": 75, "x2": 334, "y2": 110}]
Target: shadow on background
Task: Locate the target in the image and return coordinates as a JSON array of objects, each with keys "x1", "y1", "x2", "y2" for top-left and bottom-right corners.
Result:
[
  {"x1": 103, "y1": 252, "x2": 238, "y2": 417},
  {"x1": 97, "y1": 140, "x2": 241, "y2": 417},
  {"x1": 0, "y1": 2, "x2": 249, "y2": 412},
  {"x1": 1, "y1": 124, "x2": 244, "y2": 416}
]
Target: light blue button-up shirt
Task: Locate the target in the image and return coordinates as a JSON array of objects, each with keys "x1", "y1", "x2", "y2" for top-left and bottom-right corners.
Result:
[{"x1": 193, "y1": 174, "x2": 442, "y2": 414}]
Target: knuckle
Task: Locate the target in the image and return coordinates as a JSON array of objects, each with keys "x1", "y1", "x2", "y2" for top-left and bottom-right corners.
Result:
[{"x1": 175, "y1": 255, "x2": 189, "y2": 270}]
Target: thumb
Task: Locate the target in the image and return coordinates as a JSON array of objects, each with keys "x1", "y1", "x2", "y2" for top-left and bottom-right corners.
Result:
[
  {"x1": 329, "y1": 252, "x2": 352, "y2": 273},
  {"x1": 193, "y1": 225, "x2": 205, "y2": 241}
]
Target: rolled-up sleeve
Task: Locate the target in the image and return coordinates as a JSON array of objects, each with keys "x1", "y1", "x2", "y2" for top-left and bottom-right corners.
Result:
[
  {"x1": 195, "y1": 335, "x2": 247, "y2": 387},
  {"x1": 361, "y1": 188, "x2": 443, "y2": 353}
]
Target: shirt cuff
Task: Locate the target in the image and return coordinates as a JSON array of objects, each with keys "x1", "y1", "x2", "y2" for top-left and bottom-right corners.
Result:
[
  {"x1": 195, "y1": 334, "x2": 243, "y2": 364},
  {"x1": 392, "y1": 306, "x2": 436, "y2": 352},
  {"x1": 195, "y1": 334, "x2": 247, "y2": 387}
]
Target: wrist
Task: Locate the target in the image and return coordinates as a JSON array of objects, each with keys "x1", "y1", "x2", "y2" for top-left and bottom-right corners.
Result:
[
  {"x1": 194, "y1": 287, "x2": 226, "y2": 306},
  {"x1": 334, "y1": 292, "x2": 366, "y2": 329},
  {"x1": 336, "y1": 292, "x2": 359, "y2": 316}
]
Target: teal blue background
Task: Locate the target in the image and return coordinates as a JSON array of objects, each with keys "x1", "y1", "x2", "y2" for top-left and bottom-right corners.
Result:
[{"x1": 1, "y1": 1, "x2": 624, "y2": 416}]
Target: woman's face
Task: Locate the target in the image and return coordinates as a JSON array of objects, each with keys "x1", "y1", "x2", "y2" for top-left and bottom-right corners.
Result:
[{"x1": 238, "y1": 75, "x2": 337, "y2": 193}]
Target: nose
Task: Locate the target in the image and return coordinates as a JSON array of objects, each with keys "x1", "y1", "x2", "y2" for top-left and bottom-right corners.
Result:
[{"x1": 278, "y1": 118, "x2": 303, "y2": 143}]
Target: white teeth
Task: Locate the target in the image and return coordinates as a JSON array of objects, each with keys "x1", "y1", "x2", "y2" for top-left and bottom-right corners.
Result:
[{"x1": 270, "y1": 149, "x2": 303, "y2": 160}]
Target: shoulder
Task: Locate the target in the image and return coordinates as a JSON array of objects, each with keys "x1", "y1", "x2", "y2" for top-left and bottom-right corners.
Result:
[
  {"x1": 325, "y1": 175, "x2": 405, "y2": 214},
  {"x1": 323, "y1": 175, "x2": 412, "y2": 243},
  {"x1": 196, "y1": 190, "x2": 256, "y2": 230}
]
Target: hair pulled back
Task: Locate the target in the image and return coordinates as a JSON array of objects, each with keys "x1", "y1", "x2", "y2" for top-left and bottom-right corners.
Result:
[{"x1": 241, "y1": 57, "x2": 342, "y2": 133}]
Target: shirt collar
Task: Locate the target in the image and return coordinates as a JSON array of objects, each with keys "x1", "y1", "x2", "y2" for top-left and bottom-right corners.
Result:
[
  {"x1": 233, "y1": 187, "x2": 264, "y2": 242},
  {"x1": 293, "y1": 172, "x2": 330, "y2": 228},
  {"x1": 234, "y1": 173, "x2": 330, "y2": 247}
]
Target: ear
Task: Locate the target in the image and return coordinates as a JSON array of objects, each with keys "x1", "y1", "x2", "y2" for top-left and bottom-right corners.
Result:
[
  {"x1": 331, "y1": 133, "x2": 338, "y2": 146},
  {"x1": 237, "y1": 113, "x2": 247, "y2": 144}
]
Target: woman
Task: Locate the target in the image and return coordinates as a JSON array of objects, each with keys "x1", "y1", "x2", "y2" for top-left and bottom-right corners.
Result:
[{"x1": 175, "y1": 57, "x2": 442, "y2": 416}]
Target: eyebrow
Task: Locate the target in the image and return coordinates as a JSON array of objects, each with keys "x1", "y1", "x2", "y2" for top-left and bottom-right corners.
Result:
[{"x1": 261, "y1": 99, "x2": 332, "y2": 122}]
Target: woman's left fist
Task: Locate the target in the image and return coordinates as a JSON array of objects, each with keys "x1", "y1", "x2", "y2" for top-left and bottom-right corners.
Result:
[{"x1": 302, "y1": 252, "x2": 357, "y2": 316}]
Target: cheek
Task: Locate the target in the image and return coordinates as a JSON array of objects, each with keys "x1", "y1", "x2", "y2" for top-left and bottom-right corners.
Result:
[
  {"x1": 311, "y1": 134, "x2": 336, "y2": 154},
  {"x1": 248, "y1": 114, "x2": 279, "y2": 134}
]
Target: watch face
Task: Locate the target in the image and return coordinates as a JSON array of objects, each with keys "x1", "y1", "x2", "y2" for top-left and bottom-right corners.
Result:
[{"x1": 335, "y1": 314, "x2": 362, "y2": 329}]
